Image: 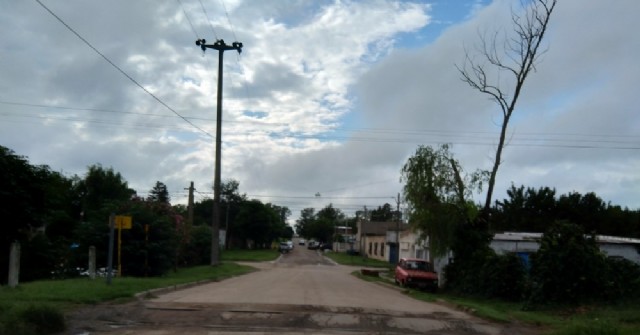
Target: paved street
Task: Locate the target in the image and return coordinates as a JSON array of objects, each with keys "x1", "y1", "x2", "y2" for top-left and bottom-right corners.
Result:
[{"x1": 64, "y1": 242, "x2": 539, "y2": 334}]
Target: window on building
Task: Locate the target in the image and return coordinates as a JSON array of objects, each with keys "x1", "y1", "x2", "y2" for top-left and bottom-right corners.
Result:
[
  {"x1": 381, "y1": 244, "x2": 385, "y2": 257},
  {"x1": 368, "y1": 242, "x2": 372, "y2": 255},
  {"x1": 374, "y1": 243, "x2": 378, "y2": 255}
]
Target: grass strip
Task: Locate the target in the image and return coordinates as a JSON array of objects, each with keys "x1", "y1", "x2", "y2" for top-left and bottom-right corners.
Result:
[
  {"x1": 0, "y1": 263, "x2": 255, "y2": 334},
  {"x1": 324, "y1": 252, "x2": 392, "y2": 268},
  {"x1": 351, "y1": 269, "x2": 640, "y2": 335}
]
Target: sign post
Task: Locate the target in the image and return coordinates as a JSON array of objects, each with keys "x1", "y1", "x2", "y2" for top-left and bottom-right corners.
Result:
[
  {"x1": 106, "y1": 214, "x2": 115, "y2": 285},
  {"x1": 107, "y1": 214, "x2": 132, "y2": 284},
  {"x1": 114, "y1": 216, "x2": 132, "y2": 277}
]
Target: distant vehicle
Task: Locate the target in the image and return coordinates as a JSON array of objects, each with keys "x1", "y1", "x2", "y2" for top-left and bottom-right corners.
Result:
[
  {"x1": 307, "y1": 241, "x2": 320, "y2": 250},
  {"x1": 279, "y1": 242, "x2": 292, "y2": 253},
  {"x1": 319, "y1": 242, "x2": 333, "y2": 251},
  {"x1": 394, "y1": 258, "x2": 438, "y2": 292},
  {"x1": 299, "y1": 239, "x2": 306, "y2": 245}
]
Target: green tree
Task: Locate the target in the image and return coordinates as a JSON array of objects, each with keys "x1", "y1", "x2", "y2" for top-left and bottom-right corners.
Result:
[
  {"x1": 493, "y1": 185, "x2": 557, "y2": 232},
  {"x1": 295, "y1": 208, "x2": 316, "y2": 238},
  {"x1": 401, "y1": 144, "x2": 486, "y2": 257},
  {"x1": 556, "y1": 192, "x2": 606, "y2": 234},
  {"x1": 370, "y1": 203, "x2": 394, "y2": 222},
  {"x1": 529, "y1": 221, "x2": 608, "y2": 305},
  {"x1": 147, "y1": 181, "x2": 170, "y2": 204},
  {"x1": 180, "y1": 224, "x2": 212, "y2": 265},
  {"x1": 0, "y1": 146, "x2": 79, "y2": 282},
  {"x1": 316, "y1": 204, "x2": 344, "y2": 223},
  {"x1": 74, "y1": 164, "x2": 136, "y2": 220},
  {"x1": 266, "y1": 203, "x2": 292, "y2": 240},
  {"x1": 234, "y1": 200, "x2": 279, "y2": 248},
  {"x1": 117, "y1": 199, "x2": 179, "y2": 276}
]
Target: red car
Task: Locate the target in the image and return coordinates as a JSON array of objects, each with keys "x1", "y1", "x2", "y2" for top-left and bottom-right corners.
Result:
[{"x1": 394, "y1": 258, "x2": 438, "y2": 292}]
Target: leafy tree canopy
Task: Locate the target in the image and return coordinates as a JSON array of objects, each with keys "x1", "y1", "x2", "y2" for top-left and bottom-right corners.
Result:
[
  {"x1": 401, "y1": 144, "x2": 487, "y2": 257},
  {"x1": 370, "y1": 203, "x2": 394, "y2": 222},
  {"x1": 148, "y1": 181, "x2": 170, "y2": 204}
]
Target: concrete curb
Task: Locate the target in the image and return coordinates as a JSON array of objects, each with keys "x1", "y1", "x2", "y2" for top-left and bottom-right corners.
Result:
[{"x1": 135, "y1": 279, "x2": 216, "y2": 300}]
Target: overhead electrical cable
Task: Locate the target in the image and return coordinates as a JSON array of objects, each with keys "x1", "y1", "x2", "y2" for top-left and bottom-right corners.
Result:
[
  {"x1": 198, "y1": 0, "x2": 219, "y2": 40},
  {"x1": 2, "y1": 99, "x2": 638, "y2": 149},
  {"x1": 176, "y1": 0, "x2": 200, "y2": 39},
  {"x1": 219, "y1": 0, "x2": 238, "y2": 42},
  {"x1": 34, "y1": 0, "x2": 213, "y2": 138}
]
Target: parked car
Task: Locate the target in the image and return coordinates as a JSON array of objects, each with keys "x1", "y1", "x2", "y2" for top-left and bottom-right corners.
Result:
[
  {"x1": 307, "y1": 241, "x2": 320, "y2": 250},
  {"x1": 394, "y1": 258, "x2": 438, "y2": 292},
  {"x1": 279, "y1": 241, "x2": 292, "y2": 253},
  {"x1": 319, "y1": 242, "x2": 333, "y2": 251}
]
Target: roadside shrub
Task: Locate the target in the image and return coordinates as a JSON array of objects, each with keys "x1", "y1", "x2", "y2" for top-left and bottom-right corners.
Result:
[
  {"x1": 444, "y1": 223, "x2": 495, "y2": 295},
  {"x1": 604, "y1": 257, "x2": 640, "y2": 301},
  {"x1": 0, "y1": 304, "x2": 65, "y2": 335},
  {"x1": 528, "y1": 221, "x2": 608, "y2": 306},
  {"x1": 479, "y1": 252, "x2": 528, "y2": 301}
]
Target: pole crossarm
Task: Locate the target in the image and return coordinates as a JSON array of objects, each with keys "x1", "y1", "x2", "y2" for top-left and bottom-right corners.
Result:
[{"x1": 196, "y1": 39, "x2": 242, "y2": 53}]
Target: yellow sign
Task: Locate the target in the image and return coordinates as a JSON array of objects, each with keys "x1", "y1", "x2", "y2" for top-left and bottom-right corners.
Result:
[{"x1": 115, "y1": 216, "x2": 132, "y2": 229}]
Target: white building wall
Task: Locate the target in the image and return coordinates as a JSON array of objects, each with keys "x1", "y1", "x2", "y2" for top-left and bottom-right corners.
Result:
[
  {"x1": 490, "y1": 240, "x2": 540, "y2": 254},
  {"x1": 490, "y1": 236, "x2": 640, "y2": 265},
  {"x1": 600, "y1": 244, "x2": 640, "y2": 264}
]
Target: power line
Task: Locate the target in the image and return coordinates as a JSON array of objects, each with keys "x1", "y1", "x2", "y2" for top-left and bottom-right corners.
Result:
[
  {"x1": 34, "y1": 0, "x2": 213, "y2": 138},
  {"x1": 198, "y1": 0, "x2": 219, "y2": 40},
  {"x1": 3, "y1": 97, "x2": 638, "y2": 150},
  {"x1": 4, "y1": 100, "x2": 637, "y2": 143},
  {"x1": 0, "y1": 100, "x2": 287, "y2": 126},
  {"x1": 219, "y1": 0, "x2": 237, "y2": 42},
  {"x1": 176, "y1": 0, "x2": 200, "y2": 39}
]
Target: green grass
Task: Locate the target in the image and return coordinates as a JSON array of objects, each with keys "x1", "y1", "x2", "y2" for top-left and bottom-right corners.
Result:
[
  {"x1": 220, "y1": 248, "x2": 280, "y2": 262},
  {"x1": 410, "y1": 292, "x2": 640, "y2": 334},
  {"x1": 0, "y1": 263, "x2": 254, "y2": 308},
  {"x1": 324, "y1": 252, "x2": 392, "y2": 268},
  {"x1": 350, "y1": 269, "x2": 640, "y2": 335},
  {"x1": 0, "y1": 263, "x2": 255, "y2": 334},
  {"x1": 544, "y1": 304, "x2": 640, "y2": 335}
]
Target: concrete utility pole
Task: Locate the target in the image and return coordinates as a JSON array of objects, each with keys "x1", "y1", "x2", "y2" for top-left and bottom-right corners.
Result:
[
  {"x1": 8, "y1": 242, "x2": 20, "y2": 288},
  {"x1": 195, "y1": 39, "x2": 243, "y2": 266},
  {"x1": 185, "y1": 181, "x2": 195, "y2": 229},
  {"x1": 395, "y1": 193, "x2": 401, "y2": 264}
]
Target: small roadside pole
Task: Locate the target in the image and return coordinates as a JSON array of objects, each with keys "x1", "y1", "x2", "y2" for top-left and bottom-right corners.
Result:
[
  {"x1": 107, "y1": 214, "x2": 115, "y2": 285},
  {"x1": 8, "y1": 242, "x2": 20, "y2": 288},
  {"x1": 89, "y1": 246, "x2": 96, "y2": 280},
  {"x1": 106, "y1": 214, "x2": 132, "y2": 284}
]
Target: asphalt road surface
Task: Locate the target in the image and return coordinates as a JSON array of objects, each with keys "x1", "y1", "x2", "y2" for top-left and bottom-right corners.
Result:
[{"x1": 63, "y1": 242, "x2": 540, "y2": 334}]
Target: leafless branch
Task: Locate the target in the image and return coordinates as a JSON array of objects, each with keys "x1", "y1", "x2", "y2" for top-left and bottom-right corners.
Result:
[{"x1": 455, "y1": 0, "x2": 557, "y2": 216}]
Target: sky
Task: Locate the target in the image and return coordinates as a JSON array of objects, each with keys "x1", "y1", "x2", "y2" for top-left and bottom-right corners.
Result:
[{"x1": 1, "y1": 0, "x2": 639, "y2": 224}]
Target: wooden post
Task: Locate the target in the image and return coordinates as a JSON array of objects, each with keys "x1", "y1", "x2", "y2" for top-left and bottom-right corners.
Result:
[
  {"x1": 89, "y1": 246, "x2": 96, "y2": 280},
  {"x1": 8, "y1": 242, "x2": 20, "y2": 288}
]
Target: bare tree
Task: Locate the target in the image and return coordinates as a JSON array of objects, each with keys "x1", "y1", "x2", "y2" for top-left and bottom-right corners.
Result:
[{"x1": 457, "y1": 0, "x2": 558, "y2": 218}]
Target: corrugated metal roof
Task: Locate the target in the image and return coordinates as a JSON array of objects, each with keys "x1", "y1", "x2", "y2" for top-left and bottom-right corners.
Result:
[
  {"x1": 493, "y1": 232, "x2": 640, "y2": 245},
  {"x1": 360, "y1": 221, "x2": 408, "y2": 235}
]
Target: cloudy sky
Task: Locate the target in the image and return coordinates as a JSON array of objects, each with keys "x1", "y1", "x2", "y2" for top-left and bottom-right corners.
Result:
[{"x1": 1, "y1": 0, "x2": 638, "y2": 223}]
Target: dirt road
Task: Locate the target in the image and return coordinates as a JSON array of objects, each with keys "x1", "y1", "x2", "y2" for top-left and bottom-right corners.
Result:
[{"x1": 63, "y1": 243, "x2": 540, "y2": 334}]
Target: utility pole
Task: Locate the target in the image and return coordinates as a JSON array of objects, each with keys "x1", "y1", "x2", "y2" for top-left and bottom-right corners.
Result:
[
  {"x1": 185, "y1": 181, "x2": 195, "y2": 229},
  {"x1": 395, "y1": 193, "x2": 401, "y2": 264},
  {"x1": 195, "y1": 39, "x2": 243, "y2": 266}
]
